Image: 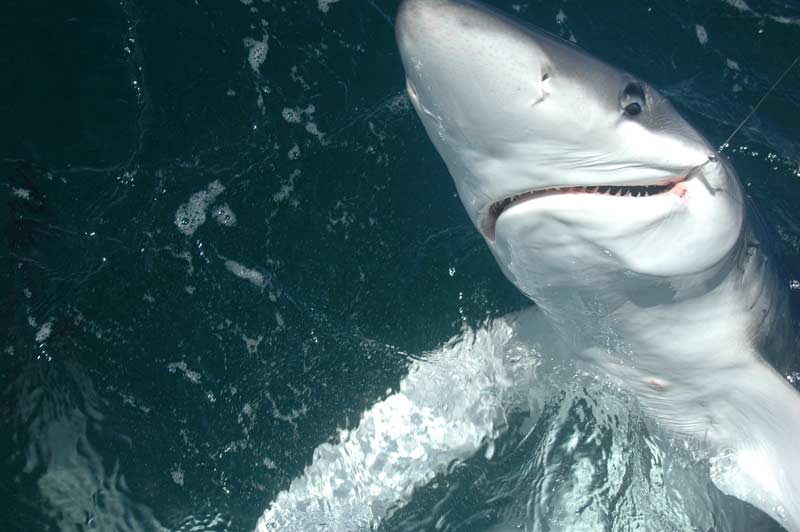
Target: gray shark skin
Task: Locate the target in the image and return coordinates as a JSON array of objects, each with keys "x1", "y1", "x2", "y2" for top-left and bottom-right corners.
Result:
[{"x1": 255, "y1": 1, "x2": 800, "y2": 531}]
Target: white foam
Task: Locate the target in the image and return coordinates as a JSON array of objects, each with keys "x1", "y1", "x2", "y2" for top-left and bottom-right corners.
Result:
[
  {"x1": 35, "y1": 320, "x2": 53, "y2": 344},
  {"x1": 767, "y1": 15, "x2": 800, "y2": 26},
  {"x1": 695, "y1": 24, "x2": 708, "y2": 46},
  {"x1": 554, "y1": 9, "x2": 577, "y2": 43},
  {"x1": 327, "y1": 201, "x2": 354, "y2": 233},
  {"x1": 289, "y1": 66, "x2": 310, "y2": 89},
  {"x1": 304, "y1": 121, "x2": 326, "y2": 144},
  {"x1": 168, "y1": 361, "x2": 202, "y2": 384},
  {"x1": 224, "y1": 259, "x2": 266, "y2": 289},
  {"x1": 273, "y1": 170, "x2": 301, "y2": 204},
  {"x1": 385, "y1": 92, "x2": 411, "y2": 115},
  {"x1": 171, "y1": 466, "x2": 185, "y2": 486},
  {"x1": 281, "y1": 105, "x2": 325, "y2": 143},
  {"x1": 211, "y1": 203, "x2": 237, "y2": 227},
  {"x1": 12, "y1": 187, "x2": 31, "y2": 200},
  {"x1": 243, "y1": 335, "x2": 263, "y2": 354},
  {"x1": 721, "y1": 1, "x2": 800, "y2": 26},
  {"x1": 281, "y1": 107, "x2": 303, "y2": 124},
  {"x1": 244, "y1": 34, "x2": 269, "y2": 73},
  {"x1": 174, "y1": 180, "x2": 225, "y2": 236},
  {"x1": 723, "y1": 0, "x2": 753, "y2": 13},
  {"x1": 318, "y1": 0, "x2": 341, "y2": 13}
]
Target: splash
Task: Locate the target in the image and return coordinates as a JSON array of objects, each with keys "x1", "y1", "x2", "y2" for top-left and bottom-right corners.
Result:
[
  {"x1": 256, "y1": 309, "x2": 743, "y2": 531},
  {"x1": 256, "y1": 315, "x2": 525, "y2": 531}
]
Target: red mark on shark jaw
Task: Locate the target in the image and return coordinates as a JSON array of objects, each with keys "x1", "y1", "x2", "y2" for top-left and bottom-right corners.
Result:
[{"x1": 671, "y1": 181, "x2": 688, "y2": 199}]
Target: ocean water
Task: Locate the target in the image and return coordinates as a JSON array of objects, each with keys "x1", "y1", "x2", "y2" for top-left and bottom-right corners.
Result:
[{"x1": 2, "y1": 1, "x2": 800, "y2": 531}]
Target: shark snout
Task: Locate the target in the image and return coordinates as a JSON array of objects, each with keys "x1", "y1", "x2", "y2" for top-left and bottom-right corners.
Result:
[
  {"x1": 396, "y1": 0, "x2": 473, "y2": 61},
  {"x1": 396, "y1": 0, "x2": 516, "y2": 62},
  {"x1": 396, "y1": 0, "x2": 463, "y2": 38},
  {"x1": 396, "y1": 0, "x2": 550, "y2": 120}
]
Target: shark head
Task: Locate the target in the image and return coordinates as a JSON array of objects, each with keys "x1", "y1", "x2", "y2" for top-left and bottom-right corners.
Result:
[{"x1": 396, "y1": 0, "x2": 745, "y2": 312}]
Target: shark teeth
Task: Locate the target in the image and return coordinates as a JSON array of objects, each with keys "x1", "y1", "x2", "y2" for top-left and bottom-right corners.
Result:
[
  {"x1": 489, "y1": 182, "x2": 676, "y2": 220},
  {"x1": 480, "y1": 180, "x2": 685, "y2": 242}
]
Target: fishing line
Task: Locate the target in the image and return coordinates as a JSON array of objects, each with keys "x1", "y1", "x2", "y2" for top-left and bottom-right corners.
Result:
[
  {"x1": 694, "y1": 53, "x2": 800, "y2": 194},
  {"x1": 717, "y1": 53, "x2": 800, "y2": 155}
]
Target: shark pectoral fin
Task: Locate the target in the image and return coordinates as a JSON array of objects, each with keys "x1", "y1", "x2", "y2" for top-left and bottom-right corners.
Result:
[
  {"x1": 706, "y1": 367, "x2": 800, "y2": 532},
  {"x1": 710, "y1": 445, "x2": 797, "y2": 532}
]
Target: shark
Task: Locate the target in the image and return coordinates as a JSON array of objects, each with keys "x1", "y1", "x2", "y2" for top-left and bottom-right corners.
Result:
[{"x1": 257, "y1": 1, "x2": 800, "y2": 530}]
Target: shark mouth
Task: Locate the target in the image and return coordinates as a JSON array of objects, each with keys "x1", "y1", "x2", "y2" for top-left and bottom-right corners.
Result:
[{"x1": 483, "y1": 179, "x2": 686, "y2": 241}]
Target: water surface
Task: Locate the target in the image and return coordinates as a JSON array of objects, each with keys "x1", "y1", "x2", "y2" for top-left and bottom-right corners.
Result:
[{"x1": 2, "y1": 1, "x2": 800, "y2": 530}]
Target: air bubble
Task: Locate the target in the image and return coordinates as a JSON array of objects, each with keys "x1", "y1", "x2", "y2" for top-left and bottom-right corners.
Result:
[{"x1": 212, "y1": 203, "x2": 237, "y2": 227}]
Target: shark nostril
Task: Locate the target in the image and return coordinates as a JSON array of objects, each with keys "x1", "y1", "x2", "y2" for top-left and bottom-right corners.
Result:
[{"x1": 541, "y1": 70, "x2": 552, "y2": 94}]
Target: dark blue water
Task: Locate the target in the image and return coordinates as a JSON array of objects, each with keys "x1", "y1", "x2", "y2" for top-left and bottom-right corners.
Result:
[{"x1": 2, "y1": 1, "x2": 799, "y2": 531}]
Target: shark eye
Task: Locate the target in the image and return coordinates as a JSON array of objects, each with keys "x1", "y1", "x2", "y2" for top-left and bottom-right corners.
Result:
[
  {"x1": 621, "y1": 82, "x2": 646, "y2": 117},
  {"x1": 624, "y1": 102, "x2": 642, "y2": 116}
]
